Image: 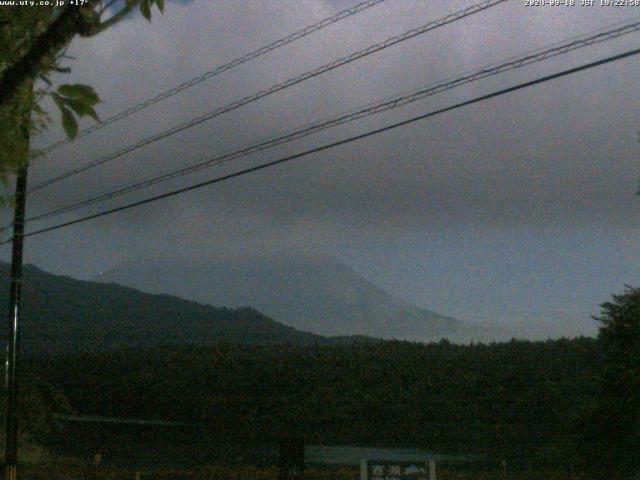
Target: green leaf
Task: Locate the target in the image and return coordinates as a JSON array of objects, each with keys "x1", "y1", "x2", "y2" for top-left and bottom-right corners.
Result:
[
  {"x1": 51, "y1": 92, "x2": 64, "y2": 110},
  {"x1": 39, "y1": 74, "x2": 52, "y2": 86},
  {"x1": 78, "y1": 7, "x2": 100, "y2": 31},
  {"x1": 64, "y1": 98, "x2": 100, "y2": 122},
  {"x1": 85, "y1": 107, "x2": 100, "y2": 122},
  {"x1": 155, "y1": 0, "x2": 165, "y2": 13},
  {"x1": 60, "y1": 107, "x2": 78, "y2": 139},
  {"x1": 57, "y1": 84, "x2": 99, "y2": 104},
  {"x1": 140, "y1": 0, "x2": 151, "y2": 20}
]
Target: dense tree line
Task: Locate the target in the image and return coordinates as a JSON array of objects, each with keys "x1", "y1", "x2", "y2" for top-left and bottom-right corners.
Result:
[
  {"x1": 4, "y1": 269, "x2": 638, "y2": 477},
  {"x1": 24, "y1": 337, "x2": 600, "y2": 471}
]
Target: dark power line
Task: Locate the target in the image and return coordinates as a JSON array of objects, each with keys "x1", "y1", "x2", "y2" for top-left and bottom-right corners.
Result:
[
  {"x1": 4, "y1": 45, "x2": 639, "y2": 245},
  {"x1": 28, "y1": 0, "x2": 507, "y2": 194},
  {"x1": 23, "y1": 18, "x2": 640, "y2": 225},
  {"x1": 34, "y1": 0, "x2": 390, "y2": 157}
]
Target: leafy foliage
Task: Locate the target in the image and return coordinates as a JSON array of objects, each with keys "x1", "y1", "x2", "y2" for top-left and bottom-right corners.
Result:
[
  {"x1": 27, "y1": 338, "x2": 600, "y2": 473},
  {"x1": 0, "y1": 380, "x2": 74, "y2": 443},
  {"x1": 1, "y1": 270, "x2": 635, "y2": 477},
  {"x1": 0, "y1": 0, "x2": 166, "y2": 173},
  {"x1": 586, "y1": 286, "x2": 640, "y2": 478},
  {"x1": 0, "y1": 79, "x2": 32, "y2": 183},
  {"x1": 0, "y1": 261, "x2": 609, "y2": 475},
  {"x1": 50, "y1": 83, "x2": 100, "y2": 139}
]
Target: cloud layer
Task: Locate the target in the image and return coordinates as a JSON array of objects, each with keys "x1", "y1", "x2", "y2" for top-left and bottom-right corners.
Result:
[{"x1": 4, "y1": 0, "x2": 639, "y2": 335}]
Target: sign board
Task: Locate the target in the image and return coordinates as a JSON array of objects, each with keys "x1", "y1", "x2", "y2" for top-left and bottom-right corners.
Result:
[{"x1": 360, "y1": 459, "x2": 436, "y2": 480}]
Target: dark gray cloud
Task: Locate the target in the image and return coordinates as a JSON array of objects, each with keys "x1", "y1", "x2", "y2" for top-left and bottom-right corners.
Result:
[{"x1": 4, "y1": 0, "x2": 640, "y2": 337}]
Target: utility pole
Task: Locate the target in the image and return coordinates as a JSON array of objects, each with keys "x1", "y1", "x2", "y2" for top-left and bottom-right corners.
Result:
[
  {"x1": 3, "y1": 166, "x2": 28, "y2": 480},
  {"x1": 2, "y1": 78, "x2": 33, "y2": 480}
]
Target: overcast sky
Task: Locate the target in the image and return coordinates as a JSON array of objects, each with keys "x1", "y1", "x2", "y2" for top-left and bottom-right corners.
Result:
[{"x1": 4, "y1": 0, "x2": 640, "y2": 337}]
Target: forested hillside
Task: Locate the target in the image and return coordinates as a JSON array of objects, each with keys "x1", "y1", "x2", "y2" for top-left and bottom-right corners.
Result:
[
  {"x1": 27, "y1": 337, "x2": 600, "y2": 470},
  {"x1": 97, "y1": 254, "x2": 468, "y2": 341},
  {"x1": 0, "y1": 262, "x2": 373, "y2": 353}
]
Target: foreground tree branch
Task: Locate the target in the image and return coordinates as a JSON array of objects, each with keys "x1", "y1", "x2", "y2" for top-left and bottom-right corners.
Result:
[
  {"x1": 0, "y1": 0, "x2": 161, "y2": 110},
  {"x1": 0, "y1": 4, "x2": 98, "y2": 108}
]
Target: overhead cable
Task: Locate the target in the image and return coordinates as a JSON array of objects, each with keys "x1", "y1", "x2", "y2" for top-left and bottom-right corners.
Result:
[
  {"x1": 4, "y1": 45, "x2": 639, "y2": 244},
  {"x1": 28, "y1": 0, "x2": 507, "y2": 193},
  {"x1": 24, "y1": 18, "x2": 640, "y2": 224},
  {"x1": 34, "y1": 0, "x2": 390, "y2": 157}
]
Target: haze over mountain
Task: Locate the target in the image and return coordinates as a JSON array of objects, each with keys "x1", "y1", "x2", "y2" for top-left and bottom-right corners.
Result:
[
  {"x1": 0, "y1": 262, "x2": 371, "y2": 354},
  {"x1": 97, "y1": 253, "x2": 479, "y2": 342}
]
